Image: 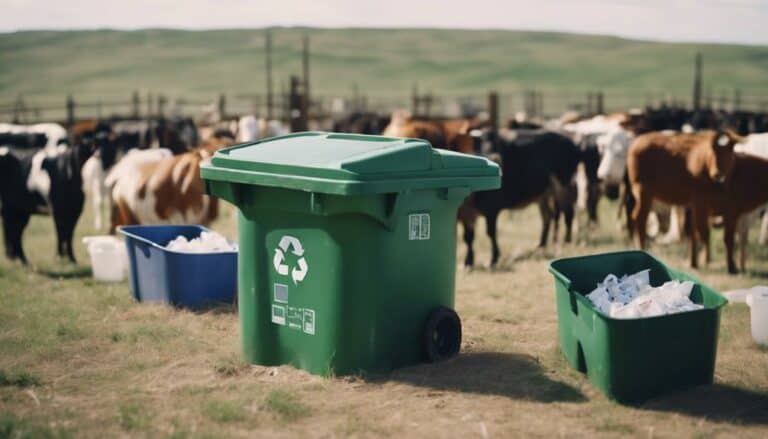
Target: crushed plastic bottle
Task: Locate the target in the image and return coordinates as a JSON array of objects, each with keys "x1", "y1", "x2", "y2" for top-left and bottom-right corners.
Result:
[
  {"x1": 166, "y1": 231, "x2": 237, "y2": 253},
  {"x1": 586, "y1": 269, "x2": 703, "y2": 319}
]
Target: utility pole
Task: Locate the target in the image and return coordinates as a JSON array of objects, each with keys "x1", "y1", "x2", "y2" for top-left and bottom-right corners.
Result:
[
  {"x1": 692, "y1": 52, "x2": 702, "y2": 111},
  {"x1": 302, "y1": 34, "x2": 310, "y2": 122},
  {"x1": 265, "y1": 30, "x2": 273, "y2": 119},
  {"x1": 412, "y1": 83, "x2": 419, "y2": 115},
  {"x1": 488, "y1": 91, "x2": 499, "y2": 147}
]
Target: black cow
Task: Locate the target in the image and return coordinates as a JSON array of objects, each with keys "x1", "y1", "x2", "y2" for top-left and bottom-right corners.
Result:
[
  {"x1": 0, "y1": 132, "x2": 48, "y2": 149},
  {"x1": 0, "y1": 135, "x2": 101, "y2": 263},
  {"x1": 459, "y1": 129, "x2": 580, "y2": 267},
  {"x1": 333, "y1": 112, "x2": 391, "y2": 135}
]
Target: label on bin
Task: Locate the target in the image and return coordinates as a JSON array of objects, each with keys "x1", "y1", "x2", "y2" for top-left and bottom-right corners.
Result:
[
  {"x1": 271, "y1": 283, "x2": 315, "y2": 335},
  {"x1": 408, "y1": 213, "x2": 431, "y2": 240},
  {"x1": 274, "y1": 283, "x2": 289, "y2": 303},
  {"x1": 271, "y1": 305, "x2": 286, "y2": 325}
]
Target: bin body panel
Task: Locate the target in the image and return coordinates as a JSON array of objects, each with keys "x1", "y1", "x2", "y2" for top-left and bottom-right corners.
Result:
[
  {"x1": 120, "y1": 225, "x2": 237, "y2": 310},
  {"x1": 549, "y1": 250, "x2": 726, "y2": 403},
  {"x1": 235, "y1": 189, "x2": 459, "y2": 375}
]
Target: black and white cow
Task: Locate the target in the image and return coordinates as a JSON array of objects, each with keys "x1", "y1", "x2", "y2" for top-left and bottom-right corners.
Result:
[
  {"x1": 0, "y1": 133, "x2": 103, "y2": 263},
  {"x1": 0, "y1": 123, "x2": 69, "y2": 152},
  {"x1": 459, "y1": 129, "x2": 581, "y2": 267},
  {"x1": 81, "y1": 117, "x2": 200, "y2": 230}
]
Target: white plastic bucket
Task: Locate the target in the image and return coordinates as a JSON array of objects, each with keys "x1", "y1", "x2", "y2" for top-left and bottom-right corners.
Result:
[
  {"x1": 747, "y1": 287, "x2": 768, "y2": 347},
  {"x1": 82, "y1": 236, "x2": 128, "y2": 282}
]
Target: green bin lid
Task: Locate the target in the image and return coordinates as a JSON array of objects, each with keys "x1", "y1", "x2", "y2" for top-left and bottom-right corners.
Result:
[{"x1": 201, "y1": 132, "x2": 500, "y2": 195}]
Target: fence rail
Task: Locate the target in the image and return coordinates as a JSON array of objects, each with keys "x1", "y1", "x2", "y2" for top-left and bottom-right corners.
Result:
[{"x1": 2, "y1": 88, "x2": 767, "y2": 126}]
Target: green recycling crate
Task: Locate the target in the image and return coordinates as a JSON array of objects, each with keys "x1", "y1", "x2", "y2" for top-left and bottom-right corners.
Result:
[
  {"x1": 548, "y1": 250, "x2": 728, "y2": 404},
  {"x1": 201, "y1": 132, "x2": 500, "y2": 376}
]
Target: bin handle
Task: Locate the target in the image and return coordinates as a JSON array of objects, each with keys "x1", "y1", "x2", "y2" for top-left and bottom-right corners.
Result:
[
  {"x1": 382, "y1": 192, "x2": 405, "y2": 231},
  {"x1": 135, "y1": 240, "x2": 151, "y2": 258}
]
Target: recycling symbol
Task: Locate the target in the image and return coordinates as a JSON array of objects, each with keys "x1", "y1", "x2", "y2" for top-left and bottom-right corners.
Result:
[{"x1": 273, "y1": 235, "x2": 308, "y2": 284}]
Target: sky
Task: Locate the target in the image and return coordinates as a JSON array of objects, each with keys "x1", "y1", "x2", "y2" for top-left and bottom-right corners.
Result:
[{"x1": 1, "y1": 0, "x2": 767, "y2": 45}]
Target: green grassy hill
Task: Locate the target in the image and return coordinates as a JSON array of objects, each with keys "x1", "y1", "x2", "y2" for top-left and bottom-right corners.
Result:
[{"x1": 1, "y1": 27, "x2": 767, "y2": 112}]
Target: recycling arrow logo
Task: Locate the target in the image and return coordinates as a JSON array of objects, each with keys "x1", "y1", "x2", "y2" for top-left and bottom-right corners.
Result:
[{"x1": 273, "y1": 235, "x2": 308, "y2": 284}]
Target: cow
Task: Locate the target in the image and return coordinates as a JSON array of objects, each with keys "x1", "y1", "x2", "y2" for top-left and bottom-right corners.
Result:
[
  {"x1": 710, "y1": 151, "x2": 768, "y2": 273},
  {"x1": 730, "y1": 133, "x2": 768, "y2": 259},
  {"x1": 0, "y1": 135, "x2": 102, "y2": 263},
  {"x1": 80, "y1": 117, "x2": 200, "y2": 230},
  {"x1": 332, "y1": 112, "x2": 391, "y2": 135},
  {"x1": 460, "y1": 129, "x2": 580, "y2": 267},
  {"x1": 627, "y1": 130, "x2": 742, "y2": 269},
  {"x1": 0, "y1": 123, "x2": 68, "y2": 152},
  {"x1": 84, "y1": 147, "x2": 174, "y2": 231},
  {"x1": 692, "y1": 148, "x2": 768, "y2": 274},
  {"x1": 237, "y1": 115, "x2": 288, "y2": 142},
  {"x1": 381, "y1": 110, "x2": 478, "y2": 154},
  {"x1": 109, "y1": 134, "x2": 234, "y2": 231},
  {"x1": 561, "y1": 112, "x2": 646, "y2": 228}
]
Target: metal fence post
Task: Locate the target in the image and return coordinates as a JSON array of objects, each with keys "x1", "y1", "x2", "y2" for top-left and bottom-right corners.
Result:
[{"x1": 66, "y1": 95, "x2": 75, "y2": 128}]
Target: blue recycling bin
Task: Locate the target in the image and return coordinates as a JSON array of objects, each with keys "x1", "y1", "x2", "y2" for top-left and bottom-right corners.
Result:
[{"x1": 119, "y1": 225, "x2": 237, "y2": 310}]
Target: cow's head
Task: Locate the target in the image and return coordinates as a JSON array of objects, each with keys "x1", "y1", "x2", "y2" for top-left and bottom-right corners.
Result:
[
  {"x1": 446, "y1": 120, "x2": 475, "y2": 154},
  {"x1": 707, "y1": 130, "x2": 742, "y2": 183},
  {"x1": 596, "y1": 129, "x2": 632, "y2": 186}
]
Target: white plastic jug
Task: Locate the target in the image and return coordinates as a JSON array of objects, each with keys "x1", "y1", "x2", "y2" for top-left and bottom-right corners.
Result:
[
  {"x1": 82, "y1": 236, "x2": 128, "y2": 282},
  {"x1": 747, "y1": 287, "x2": 768, "y2": 347}
]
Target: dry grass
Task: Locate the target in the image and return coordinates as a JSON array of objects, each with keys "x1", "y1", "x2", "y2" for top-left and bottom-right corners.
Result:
[{"x1": 1, "y1": 199, "x2": 768, "y2": 438}]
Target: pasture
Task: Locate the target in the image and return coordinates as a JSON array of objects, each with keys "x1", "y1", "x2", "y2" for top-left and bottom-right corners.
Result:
[
  {"x1": 2, "y1": 28, "x2": 768, "y2": 103},
  {"x1": 1, "y1": 199, "x2": 767, "y2": 438}
]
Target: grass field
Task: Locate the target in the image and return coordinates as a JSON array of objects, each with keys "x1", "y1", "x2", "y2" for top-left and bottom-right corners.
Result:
[
  {"x1": 1, "y1": 197, "x2": 768, "y2": 438},
  {"x1": 1, "y1": 28, "x2": 767, "y2": 107}
]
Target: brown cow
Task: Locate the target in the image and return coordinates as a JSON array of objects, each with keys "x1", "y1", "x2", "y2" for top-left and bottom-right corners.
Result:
[
  {"x1": 627, "y1": 130, "x2": 742, "y2": 268},
  {"x1": 381, "y1": 110, "x2": 477, "y2": 154},
  {"x1": 110, "y1": 135, "x2": 234, "y2": 231},
  {"x1": 710, "y1": 153, "x2": 768, "y2": 274}
]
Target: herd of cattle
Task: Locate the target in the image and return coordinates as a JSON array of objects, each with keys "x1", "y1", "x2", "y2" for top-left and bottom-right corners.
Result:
[
  {"x1": 1, "y1": 106, "x2": 768, "y2": 275},
  {"x1": 0, "y1": 116, "x2": 283, "y2": 264}
]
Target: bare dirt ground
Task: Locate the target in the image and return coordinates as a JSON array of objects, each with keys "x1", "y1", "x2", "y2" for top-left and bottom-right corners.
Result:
[{"x1": 1, "y1": 200, "x2": 767, "y2": 438}]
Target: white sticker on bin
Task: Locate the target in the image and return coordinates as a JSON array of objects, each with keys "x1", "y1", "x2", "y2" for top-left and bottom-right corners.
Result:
[{"x1": 409, "y1": 213, "x2": 431, "y2": 240}]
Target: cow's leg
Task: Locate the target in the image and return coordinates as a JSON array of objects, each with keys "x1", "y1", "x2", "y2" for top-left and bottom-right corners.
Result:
[
  {"x1": 63, "y1": 215, "x2": 78, "y2": 264},
  {"x1": 759, "y1": 208, "x2": 768, "y2": 245},
  {"x1": 92, "y1": 177, "x2": 104, "y2": 231},
  {"x1": 485, "y1": 210, "x2": 501, "y2": 266},
  {"x1": 52, "y1": 207, "x2": 80, "y2": 264},
  {"x1": 52, "y1": 209, "x2": 67, "y2": 259},
  {"x1": 1, "y1": 211, "x2": 15, "y2": 260},
  {"x1": 562, "y1": 202, "x2": 575, "y2": 244},
  {"x1": 725, "y1": 215, "x2": 739, "y2": 275},
  {"x1": 737, "y1": 213, "x2": 752, "y2": 273},
  {"x1": 551, "y1": 203, "x2": 560, "y2": 244},
  {"x1": 690, "y1": 202, "x2": 710, "y2": 269},
  {"x1": 538, "y1": 196, "x2": 553, "y2": 248},
  {"x1": 587, "y1": 181, "x2": 600, "y2": 225},
  {"x1": 111, "y1": 198, "x2": 139, "y2": 233},
  {"x1": 64, "y1": 198, "x2": 84, "y2": 263},
  {"x1": 2, "y1": 209, "x2": 30, "y2": 264},
  {"x1": 665, "y1": 206, "x2": 682, "y2": 243},
  {"x1": 457, "y1": 202, "x2": 478, "y2": 268},
  {"x1": 630, "y1": 185, "x2": 651, "y2": 250},
  {"x1": 623, "y1": 173, "x2": 635, "y2": 239}
]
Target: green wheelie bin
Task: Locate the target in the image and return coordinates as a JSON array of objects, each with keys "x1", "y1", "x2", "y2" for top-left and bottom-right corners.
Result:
[{"x1": 201, "y1": 132, "x2": 500, "y2": 376}]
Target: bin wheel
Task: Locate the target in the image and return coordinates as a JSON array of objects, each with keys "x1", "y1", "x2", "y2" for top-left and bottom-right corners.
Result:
[{"x1": 424, "y1": 306, "x2": 462, "y2": 362}]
